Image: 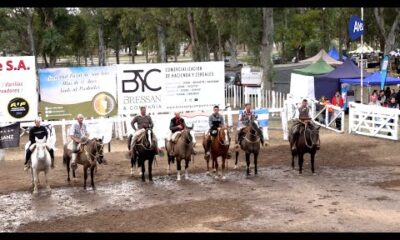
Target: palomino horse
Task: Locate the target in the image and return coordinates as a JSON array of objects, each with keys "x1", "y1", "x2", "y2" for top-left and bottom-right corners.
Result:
[
  {"x1": 29, "y1": 137, "x2": 52, "y2": 195},
  {"x1": 289, "y1": 121, "x2": 320, "y2": 175},
  {"x1": 165, "y1": 125, "x2": 196, "y2": 181},
  {"x1": 202, "y1": 126, "x2": 231, "y2": 179},
  {"x1": 130, "y1": 127, "x2": 157, "y2": 182},
  {"x1": 235, "y1": 119, "x2": 261, "y2": 176},
  {"x1": 63, "y1": 137, "x2": 105, "y2": 189}
]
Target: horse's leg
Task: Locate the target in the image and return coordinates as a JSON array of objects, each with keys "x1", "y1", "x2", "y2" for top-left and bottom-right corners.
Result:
[
  {"x1": 235, "y1": 151, "x2": 239, "y2": 169},
  {"x1": 141, "y1": 159, "x2": 146, "y2": 182},
  {"x1": 185, "y1": 159, "x2": 189, "y2": 179},
  {"x1": 298, "y1": 154, "x2": 304, "y2": 175},
  {"x1": 246, "y1": 153, "x2": 250, "y2": 176},
  {"x1": 32, "y1": 168, "x2": 39, "y2": 195},
  {"x1": 311, "y1": 152, "x2": 316, "y2": 175},
  {"x1": 83, "y1": 166, "x2": 88, "y2": 189},
  {"x1": 206, "y1": 158, "x2": 210, "y2": 175},
  {"x1": 214, "y1": 157, "x2": 219, "y2": 179},
  {"x1": 221, "y1": 157, "x2": 226, "y2": 180},
  {"x1": 254, "y1": 152, "x2": 258, "y2": 175},
  {"x1": 130, "y1": 155, "x2": 135, "y2": 176},
  {"x1": 167, "y1": 155, "x2": 172, "y2": 176},
  {"x1": 291, "y1": 152, "x2": 295, "y2": 170},
  {"x1": 148, "y1": 157, "x2": 153, "y2": 182},
  {"x1": 91, "y1": 166, "x2": 96, "y2": 190},
  {"x1": 177, "y1": 159, "x2": 182, "y2": 181}
]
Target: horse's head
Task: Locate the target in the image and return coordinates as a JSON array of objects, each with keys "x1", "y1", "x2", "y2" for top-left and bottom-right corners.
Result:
[
  {"x1": 183, "y1": 123, "x2": 196, "y2": 145},
  {"x1": 144, "y1": 127, "x2": 154, "y2": 148},
  {"x1": 88, "y1": 137, "x2": 105, "y2": 164},
  {"x1": 34, "y1": 137, "x2": 47, "y2": 160},
  {"x1": 306, "y1": 125, "x2": 320, "y2": 149},
  {"x1": 218, "y1": 126, "x2": 230, "y2": 146}
]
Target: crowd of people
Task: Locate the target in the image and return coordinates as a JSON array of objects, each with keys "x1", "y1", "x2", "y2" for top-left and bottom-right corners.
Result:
[{"x1": 369, "y1": 87, "x2": 400, "y2": 109}]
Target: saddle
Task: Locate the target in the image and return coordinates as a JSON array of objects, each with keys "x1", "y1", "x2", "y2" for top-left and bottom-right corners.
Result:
[
  {"x1": 136, "y1": 131, "x2": 146, "y2": 143},
  {"x1": 171, "y1": 132, "x2": 182, "y2": 143}
]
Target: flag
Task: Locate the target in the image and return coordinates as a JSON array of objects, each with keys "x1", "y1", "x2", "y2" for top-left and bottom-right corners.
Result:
[
  {"x1": 0, "y1": 122, "x2": 20, "y2": 149},
  {"x1": 237, "y1": 108, "x2": 269, "y2": 129},
  {"x1": 380, "y1": 55, "x2": 389, "y2": 90}
]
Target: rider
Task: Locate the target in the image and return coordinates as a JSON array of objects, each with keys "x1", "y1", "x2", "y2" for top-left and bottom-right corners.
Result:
[
  {"x1": 204, "y1": 105, "x2": 231, "y2": 159},
  {"x1": 130, "y1": 106, "x2": 160, "y2": 155},
  {"x1": 69, "y1": 113, "x2": 90, "y2": 170},
  {"x1": 236, "y1": 103, "x2": 265, "y2": 146},
  {"x1": 291, "y1": 99, "x2": 319, "y2": 151},
  {"x1": 167, "y1": 111, "x2": 187, "y2": 156},
  {"x1": 24, "y1": 117, "x2": 55, "y2": 171}
]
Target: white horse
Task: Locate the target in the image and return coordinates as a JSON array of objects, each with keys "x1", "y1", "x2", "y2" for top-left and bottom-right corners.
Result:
[{"x1": 29, "y1": 137, "x2": 52, "y2": 195}]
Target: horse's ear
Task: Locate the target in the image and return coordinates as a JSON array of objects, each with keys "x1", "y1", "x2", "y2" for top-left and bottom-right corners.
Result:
[{"x1": 316, "y1": 126, "x2": 321, "y2": 130}]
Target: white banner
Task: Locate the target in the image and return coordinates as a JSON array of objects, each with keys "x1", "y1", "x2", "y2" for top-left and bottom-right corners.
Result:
[
  {"x1": 0, "y1": 56, "x2": 37, "y2": 121},
  {"x1": 116, "y1": 61, "x2": 225, "y2": 114}
]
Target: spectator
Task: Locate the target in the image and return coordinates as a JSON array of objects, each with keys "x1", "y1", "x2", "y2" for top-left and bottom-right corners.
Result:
[
  {"x1": 384, "y1": 86, "x2": 391, "y2": 100},
  {"x1": 387, "y1": 96, "x2": 399, "y2": 136},
  {"x1": 319, "y1": 96, "x2": 332, "y2": 125},
  {"x1": 378, "y1": 90, "x2": 386, "y2": 106},
  {"x1": 331, "y1": 91, "x2": 344, "y2": 130}
]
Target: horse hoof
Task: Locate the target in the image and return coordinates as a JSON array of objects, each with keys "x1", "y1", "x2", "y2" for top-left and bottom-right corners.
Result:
[
  {"x1": 312, "y1": 172, "x2": 317, "y2": 176},
  {"x1": 221, "y1": 176, "x2": 226, "y2": 180},
  {"x1": 33, "y1": 191, "x2": 39, "y2": 196},
  {"x1": 214, "y1": 175, "x2": 219, "y2": 180},
  {"x1": 234, "y1": 165, "x2": 238, "y2": 169},
  {"x1": 206, "y1": 171, "x2": 210, "y2": 175}
]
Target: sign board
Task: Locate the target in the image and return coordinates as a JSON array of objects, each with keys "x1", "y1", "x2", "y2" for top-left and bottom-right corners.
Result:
[
  {"x1": 0, "y1": 122, "x2": 20, "y2": 149},
  {"x1": 39, "y1": 66, "x2": 118, "y2": 120},
  {"x1": 348, "y1": 15, "x2": 364, "y2": 41},
  {"x1": 0, "y1": 56, "x2": 38, "y2": 121},
  {"x1": 241, "y1": 67, "x2": 262, "y2": 86},
  {"x1": 380, "y1": 55, "x2": 389, "y2": 90},
  {"x1": 116, "y1": 61, "x2": 225, "y2": 114}
]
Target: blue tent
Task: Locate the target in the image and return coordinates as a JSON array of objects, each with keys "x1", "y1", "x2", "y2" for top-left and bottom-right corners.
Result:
[
  {"x1": 340, "y1": 72, "x2": 400, "y2": 85},
  {"x1": 314, "y1": 58, "x2": 371, "y2": 99},
  {"x1": 328, "y1": 47, "x2": 339, "y2": 60}
]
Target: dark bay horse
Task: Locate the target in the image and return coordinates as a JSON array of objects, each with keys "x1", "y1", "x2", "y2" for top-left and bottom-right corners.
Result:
[
  {"x1": 130, "y1": 127, "x2": 157, "y2": 182},
  {"x1": 165, "y1": 125, "x2": 196, "y2": 181},
  {"x1": 63, "y1": 137, "x2": 105, "y2": 190},
  {"x1": 235, "y1": 119, "x2": 261, "y2": 176},
  {"x1": 202, "y1": 126, "x2": 231, "y2": 179},
  {"x1": 289, "y1": 121, "x2": 320, "y2": 175}
]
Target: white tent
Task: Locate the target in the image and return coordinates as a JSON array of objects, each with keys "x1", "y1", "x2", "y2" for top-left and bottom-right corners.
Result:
[
  {"x1": 389, "y1": 49, "x2": 400, "y2": 57},
  {"x1": 348, "y1": 44, "x2": 375, "y2": 54},
  {"x1": 289, "y1": 73, "x2": 315, "y2": 99}
]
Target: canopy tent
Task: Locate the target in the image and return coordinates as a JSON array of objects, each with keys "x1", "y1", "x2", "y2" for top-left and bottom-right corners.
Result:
[
  {"x1": 290, "y1": 58, "x2": 335, "y2": 99},
  {"x1": 348, "y1": 44, "x2": 375, "y2": 54},
  {"x1": 328, "y1": 47, "x2": 339, "y2": 60},
  {"x1": 314, "y1": 58, "x2": 371, "y2": 99},
  {"x1": 389, "y1": 49, "x2": 400, "y2": 57},
  {"x1": 299, "y1": 49, "x2": 343, "y2": 65},
  {"x1": 340, "y1": 72, "x2": 400, "y2": 85},
  {"x1": 292, "y1": 57, "x2": 335, "y2": 76}
]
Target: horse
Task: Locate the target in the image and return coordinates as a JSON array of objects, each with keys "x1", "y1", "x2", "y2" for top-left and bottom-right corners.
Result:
[
  {"x1": 63, "y1": 137, "x2": 105, "y2": 190},
  {"x1": 165, "y1": 125, "x2": 196, "y2": 181},
  {"x1": 289, "y1": 121, "x2": 320, "y2": 175},
  {"x1": 234, "y1": 118, "x2": 261, "y2": 176},
  {"x1": 29, "y1": 137, "x2": 52, "y2": 195},
  {"x1": 130, "y1": 127, "x2": 158, "y2": 182},
  {"x1": 202, "y1": 126, "x2": 231, "y2": 179}
]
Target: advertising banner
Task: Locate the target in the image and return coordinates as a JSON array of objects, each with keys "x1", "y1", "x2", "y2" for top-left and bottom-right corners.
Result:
[
  {"x1": 39, "y1": 66, "x2": 117, "y2": 120},
  {"x1": 0, "y1": 56, "x2": 37, "y2": 121}
]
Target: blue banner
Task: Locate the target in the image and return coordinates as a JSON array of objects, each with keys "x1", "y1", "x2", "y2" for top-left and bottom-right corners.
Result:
[
  {"x1": 380, "y1": 55, "x2": 389, "y2": 90},
  {"x1": 348, "y1": 15, "x2": 364, "y2": 41}
]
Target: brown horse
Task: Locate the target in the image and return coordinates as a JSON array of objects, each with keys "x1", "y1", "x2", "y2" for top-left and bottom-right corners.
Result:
[
  {"x1": 202, "y1": 126, "x2": 231, "y2": 179},
  {"x1": 165, "y1": 125, "x2": 195, "y2": 181},
  {"x1": 235, "y1": 119, "x2": 261, "y2": 176},
  {"x1": 63, "y1": 137, "x2": 105, "y2": 190},
  {"x1": 289, "y1": 122, "x2": 320, "y2": 175}
]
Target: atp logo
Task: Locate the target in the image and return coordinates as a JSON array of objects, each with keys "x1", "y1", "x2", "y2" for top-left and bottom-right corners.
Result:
[{"x1": 122, "y1": 69, "x2": 162, "y2": 93}]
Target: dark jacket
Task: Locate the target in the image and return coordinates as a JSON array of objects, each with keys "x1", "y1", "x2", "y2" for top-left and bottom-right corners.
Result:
[
  {"x1": 29, "y1": 126, "x2": 48, "y2": 145},
  {"x1": 170, "y1": 117, "x2": 186, "y2": 133}
]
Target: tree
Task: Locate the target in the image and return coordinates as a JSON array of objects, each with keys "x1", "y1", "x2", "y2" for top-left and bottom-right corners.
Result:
[
  {"x1": 261, "y1": 8, "x2": 274, "y2": 90},
  {"x1": 374, "y1": 8, "x2": 400, "y2": 54}
]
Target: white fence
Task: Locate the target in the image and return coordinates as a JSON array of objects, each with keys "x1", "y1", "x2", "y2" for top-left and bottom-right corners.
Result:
[
  {"x1": 283, "y1": 96, "x2": 345, "y2": 137},
  {"x1": 348, "y1": 102, "x2": 400, "y2": 140},
  {"x1": 225, "y1": 85, "x2": 287, "y2": 111}
]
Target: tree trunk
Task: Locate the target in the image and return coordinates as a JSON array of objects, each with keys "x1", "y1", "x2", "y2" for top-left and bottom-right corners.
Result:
[
  {"x1": 261, "y1": 8, "x2": 274, "y2": 90},
  {"x1": 374, "y1": 8, "x2": 400, "y2": 54},
  {"x1": 228, "y1": 38, "x2": 238, "y2": 68},
  {"x1": 187, "y1": 8, "x2": 201, "y2": 62},
  {"x1": 174, "y1": 43, "x2": 178, "y2": 62},
  {"x1": 132, "y1": 43, "x2": 136, "y2": 64},
  {"x1": 24, "y1": 8, "x2": 37, "y2": 67},
  {"x1": 145, "y1": 48, "x2": 149, "y2": 63},
  {"x1": 43, "y1": 51, "x2": 49, "y2": 68},
  {"x1": 97, "y1": 18, "x2": 106, "y2": 66},
  {"x1": 205, "y1": 33, "x2": 210, "y2": 61},
  {"x1": 157, "y1": 24, "x2": 167, "y2": 63}
]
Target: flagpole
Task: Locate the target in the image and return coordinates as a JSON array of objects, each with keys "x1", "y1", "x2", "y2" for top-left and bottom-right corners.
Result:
[{"x1": 360, "y1": 7, "x2": 364, "y2": 104}]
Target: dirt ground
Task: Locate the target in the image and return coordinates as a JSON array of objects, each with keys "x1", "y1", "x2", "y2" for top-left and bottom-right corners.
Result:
[{"x1": 1, "y1": 119, "x2": 400, "y2": 232}]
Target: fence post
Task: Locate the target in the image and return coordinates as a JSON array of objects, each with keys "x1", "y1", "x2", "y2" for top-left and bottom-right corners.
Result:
[
  {"x1": 61, "y1": 119, "x2": 67, "y2": 145},
  {"x1": 281, "y1": 104, "x2": 288, "y2": 141}
]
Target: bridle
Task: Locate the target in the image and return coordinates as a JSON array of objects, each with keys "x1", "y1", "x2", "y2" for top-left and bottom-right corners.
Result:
[
  {"x1": 243, "y1": 121, "x2": 260, "y2": 143},
  {"x1": 216, "y1": 127, "x2": 230, "y2": 146},
  {"x1": 84, "y1": 139, "x2": 104, "y2": 164},
  {"x1": 303, "y1": 125, "x2": 320, "y2": 149}
]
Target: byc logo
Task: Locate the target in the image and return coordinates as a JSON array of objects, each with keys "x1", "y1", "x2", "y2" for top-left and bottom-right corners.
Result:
[{"x1": 122, "y1": 69, "x2": 162, "y2": 93}]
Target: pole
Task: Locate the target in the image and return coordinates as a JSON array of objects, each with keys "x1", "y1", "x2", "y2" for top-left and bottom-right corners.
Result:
[{"x1": 360, "y1": 7, "x2": 364, "y2": 104}]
